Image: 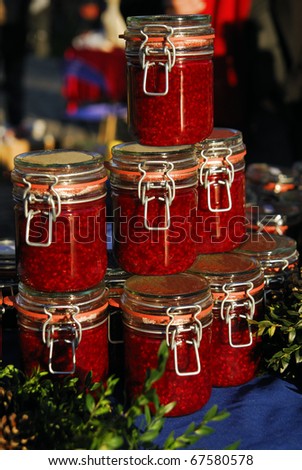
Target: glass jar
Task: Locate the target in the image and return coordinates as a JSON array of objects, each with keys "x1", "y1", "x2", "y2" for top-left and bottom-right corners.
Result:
[
  {"x1": 104, "y1": 267, "x2": 131, "y2": 377},
  {"x1": 121, "y1": 273, "x2": 213, "y2": 417},
  {"x1": 11, "y1": 149, "x2": 108, "y2": 292},
  {"x1": 245, "y1": 199, "x2": 302, "y2": 236},
  {"x1": 195, "y1": 128, "x2": 246, "y2": 253},
  {"x1": 188, "y1": 253, "x2": 264, "y2": 387},
  {"x1": 234, "y1": 232, "x2": 300, "y2": 304},
  {"x1": 246, "y1": 163, "x2": 295, "y2": 195},
  {"x1": 108, "y1": 142, "x2": 199, "y2": 275},
  {"x1": 122, "y1": 15, "x2": 214, "y2": 146},
  {"x1": 15, "y1": 282, "x2": 108, "y2": 383}
]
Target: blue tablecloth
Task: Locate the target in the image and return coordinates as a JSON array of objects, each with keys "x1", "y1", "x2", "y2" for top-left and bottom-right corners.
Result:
[
  {"x1": 4, "y1": 326, "x2": 302, "y2": 450},
  {"x1": 159, "y1": 374, "x2": 302, "y2": 450}
]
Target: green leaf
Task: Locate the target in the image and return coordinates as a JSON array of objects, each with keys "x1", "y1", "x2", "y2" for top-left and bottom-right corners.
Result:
[
  {"x1": 224, "y1": 440, "x2": 241, "y2": 450},
  {"x1": 203, "y1": 404, "x2": 218, "y2": 421},
  {"x1": 85, "y1": 393, "x2": 96, "y2": 414}
]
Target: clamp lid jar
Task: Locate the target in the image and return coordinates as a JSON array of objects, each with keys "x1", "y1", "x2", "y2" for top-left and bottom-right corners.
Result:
[
  {"x1": 121, "y1": 273, "x2": 213, "y2": 416},
  {"x1": 11, "y1": 149, "x2": 108, "y2": 292},
  {"x1": 188, "y1": 252, "x2": 264, "y2": 387},
  {"x1": 15, "y1": 281, "x2": 109, "y2": 383},
  {"x1": 196, "y1": 128, "x2": 246, "y2": 253},
  {"x1": 108, "y1": 142, "x2": 199, "y2": 275},
  {"x1": 235, "y1": 232, "x2": 299, "y2": 301},
  {"x1": 122, "y1": 15, "x2": 214, "y2": 146},
  {"x1": 246, "y1": 163, "x2": 295, "y2": 194}
]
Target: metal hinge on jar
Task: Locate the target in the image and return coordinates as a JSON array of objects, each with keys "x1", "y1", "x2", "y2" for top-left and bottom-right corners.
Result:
[
  {"x1": 139, "y1": 24, "x2": 176, "y2": 96},
  {"x1": 42, "y1": 305, "x2": 82, "y2": 375},
  {"x1": 200, "y1": 149, "x2": 234, "y2": 212},
  {"x1": 138, "y1": 161, "x2": 175, "y2": 230},
  {"x1": 220, "y1": 281, "x2": 255, "y2": 348},
  {"x1": 165, "y1": 305, "x2": 203, "y2": 376},
  {"x1": 255, "y1": 213, "x2": 286, "y2": 236},
  {"x1": 22, "y1": 174, "x2": 61, "y2": 247}
]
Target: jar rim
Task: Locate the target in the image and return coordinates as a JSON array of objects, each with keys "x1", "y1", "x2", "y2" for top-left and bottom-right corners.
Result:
[
  {"x1": 123, "y1": 273, "x2": 210, "y2": 299},
  {"x1": 125, "y1": 14, "x2": 213, "y2": 30},
  {"x1": 17, "y1": 281, "x2": 108, "y2": 310},
  {"x1": 196, "y1": 127, "x2": 246, "y2": 159},
  {"x1": 14, "y1": 149, "x2": 104, "y2": 171},
  {"x1": 234, "y1": 232, "x2": 298, "y2": 260},
  {"x1": 112, "y1": 141, "x2": 196, "y2": 159},
  {"x1": 188, "y1": 253, "x2": 262, "y2": 280},
  {"x1": 121, "y1": 274, "x2": 213, "y2": 325},
  {"x1": 109, "y1": 142, "x2": 199, "y2": 179}
]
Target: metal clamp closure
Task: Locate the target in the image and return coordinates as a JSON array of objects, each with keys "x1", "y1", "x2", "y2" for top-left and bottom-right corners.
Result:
[
  {"x1": 139, "y1": 24, "x2": 176, "y2": 96},
  {"x1": 42, "y1": 305, "x2": 81, "y2": 375},
  {"x1": 23, "y1": 174, "x2": 61, "y2": 247},
  {"x1": 200, "y1": 151, "x2": 234, "y2": 213},
  {"x1": 220, "y1": 281, "x2": 255, "y2": 349},
  {"x1": 263, "y1": 258, "x2": 289, "y2": 272},
  {"x1": 255, "y1": 214, "x2": 285, "y2": 236},
  {"x1": 138, "y1": 161, "x2": 175, "y2": 230},
  {"x1": 165, "y1": 305, "x2": 202, "y2": 376}
]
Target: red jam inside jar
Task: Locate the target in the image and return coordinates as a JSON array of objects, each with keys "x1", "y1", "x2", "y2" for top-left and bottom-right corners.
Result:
[
  {"x1": 121, "y1": 273, "x2": 213, "y2": 416},
  {"x1": 188, "y1": 252, "x2": 264, "y2": 387},
  {"x1": 108, "y1": 143, "x2": 199, "y2": 275},
  {"x1": 195, "y1": 128, "x2": 247, "y2": 253},
  {"x1": 123, "y1": 15, "x2": 214, "y2": 146},
  {"x1": 11, "y1": 149, "x2": 108, "y2": 292},
  {"x1": 15, "y1": 282, "x2": 109, "y2": 384}
]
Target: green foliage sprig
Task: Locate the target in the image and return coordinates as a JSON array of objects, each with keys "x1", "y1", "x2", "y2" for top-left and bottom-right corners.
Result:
[
  {"x1": 252, "y1": 284, "x2": 302, "y2": 386},
  {"x1": 0, "y1": 341, "x2": 233, "y2": 450}
]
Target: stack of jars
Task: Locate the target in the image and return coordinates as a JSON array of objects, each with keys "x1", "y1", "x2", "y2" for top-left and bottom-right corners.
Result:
[
  {"x1": 10, "y1": 14, "x2": 300, "y2": 417},
  {"x1": 106, "y1": 14, "x2": 267, "y2": 415},
  {"x1": 11, "y1": 149, "x2": 109, "y2": 383}
]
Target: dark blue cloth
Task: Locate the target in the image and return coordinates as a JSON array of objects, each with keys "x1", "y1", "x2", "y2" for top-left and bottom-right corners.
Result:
[{"x1": 159, "y1": 375, "x2": 302, "y2": 450}]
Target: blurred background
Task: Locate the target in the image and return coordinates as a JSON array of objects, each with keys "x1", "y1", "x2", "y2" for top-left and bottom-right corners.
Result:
[{"x1": 1, "y1": 0, "x2": 302, "y2": 242}]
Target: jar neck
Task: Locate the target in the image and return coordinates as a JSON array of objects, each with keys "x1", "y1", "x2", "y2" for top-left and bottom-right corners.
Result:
[
  {"x1": 16, "y1": 282, "x2": 108, "y2": 315},
  {"x1": 121, "y1": 289, "x2": 213, "y2": 326},
  {"x1": 123, "y1": 14, "x2": 214, "y2": 54},
  {"x1": 108, "y1": 151, "x2": 199, "y2": 191}
]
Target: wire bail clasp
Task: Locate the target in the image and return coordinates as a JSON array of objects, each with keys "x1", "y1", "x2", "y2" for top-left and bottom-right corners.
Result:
[
  {"x1": 23, "y1": 174, "x2": 61, "y2": 247},
  {"x1": 42, "y1": 305, "x2": 81, "y2": 375},
  {"x1": 200, "y1": 148, "x2": 234, "y2": 213},
  {"x1": 220, "y1": 281, "x2": 255, "y2": 348},
  {"x1": 139, "y1": 24, "x2": 176, "y2": 96},
  {"x1": 138, "y1": 161, "x2": 175, "y2": 230},
  {"x1": 165, "y1": 305, "x2": 202, "y2": 376}
]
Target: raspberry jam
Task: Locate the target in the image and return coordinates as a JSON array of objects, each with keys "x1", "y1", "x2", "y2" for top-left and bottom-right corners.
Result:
[
  {"x1": 108, "y1": 142, "x2": 199, "y2": 275},
  {"x1": 188, "y1": 253, "x2": 264, "y2": 387},
  {"x1": 121, "y1": 273, "x2": 213, "y2": 416},
  {"x1": 15, "y1": 282, "x2": 109, "y2": 383},
  {"x1": 195, "y1": 128, "x2": 247, "y2": 253},
  {"x1": 11, "y1": 149, "x2": 107, "y2": 292},
  {"x1": 122, "y1": 15, "x2": 214, "y2": 145},
  {"x1": 235, "y1": 232, "x2": 299, "y2": 304}
]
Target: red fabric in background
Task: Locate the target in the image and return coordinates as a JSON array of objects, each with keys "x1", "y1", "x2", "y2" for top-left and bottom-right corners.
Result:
[
  {"x1": 196, "y1": 0, "x2": 252, "y2": 128},
  {"x1": 199, "y1": 0, "x2": 252, "y2": 56},
  {"x1": 63, "y1": 46, "x2": 127, "y2": 109}
]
